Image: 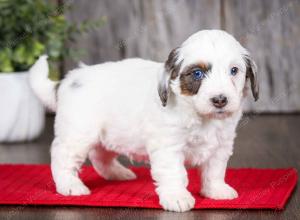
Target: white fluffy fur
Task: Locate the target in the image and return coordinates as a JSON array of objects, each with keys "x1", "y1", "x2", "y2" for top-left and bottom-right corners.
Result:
[{"x1": 29, "y1": 30, "x2": 258, "y2": 212}]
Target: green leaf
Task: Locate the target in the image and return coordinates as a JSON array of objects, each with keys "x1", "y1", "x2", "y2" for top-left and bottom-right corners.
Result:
[
  {"x1": 0, "y1": 0, "x2": 106, "y2": 73},
  {"x1": 32, "y1": 40, "x2": 45, "y2": 57},
  {"x1": 24, "y1": 53, "x2": 36, "y2": 66},
  {"x1": 12, "y1": 45, "x2": 27, "y2": 64},
  {"x1": 0, "y1": 60, "x2": 14, "y2": 72},
  {"x1": 0, "y1": 49, "x2": 13, "y2": 72}
]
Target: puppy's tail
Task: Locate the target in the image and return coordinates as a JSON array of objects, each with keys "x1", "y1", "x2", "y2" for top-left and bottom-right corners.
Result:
[{"x1": 29, "y1": 55, "x2": 58, "y2": 112}]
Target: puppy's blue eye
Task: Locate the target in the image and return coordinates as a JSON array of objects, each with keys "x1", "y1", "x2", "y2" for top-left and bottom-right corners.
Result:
[
  {"x1": 230, "y1": 67, "x2": 239, "y2": 76},
  {"x1": 192, "y1": 69, "x2": 205, "y2": 80}
]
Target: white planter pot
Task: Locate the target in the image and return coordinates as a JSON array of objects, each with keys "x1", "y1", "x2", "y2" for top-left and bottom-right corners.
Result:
[{"x1": 0, "y1": 72, "x2": 45, "y2": 142}]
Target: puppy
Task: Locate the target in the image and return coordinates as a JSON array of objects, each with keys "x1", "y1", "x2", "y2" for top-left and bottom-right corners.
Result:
[{"x1": 29, "y1": 30, "x2": 259, "y2": 212}]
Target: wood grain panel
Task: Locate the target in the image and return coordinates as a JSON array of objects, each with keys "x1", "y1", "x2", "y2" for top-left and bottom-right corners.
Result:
[
  {"x1": 223, "y1": 0, "x2": 300, "y2": 112},
  {"x1": 65, "y1": 0, "x2": 300, "y2": 112},
  {"x1": 65, "y1": 0, "x2": 220, "y2": 63}
]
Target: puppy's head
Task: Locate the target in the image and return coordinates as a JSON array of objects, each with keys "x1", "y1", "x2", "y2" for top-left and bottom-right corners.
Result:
[{"x1": 158, "y1": 30, "x2": 259, "y2": 119}]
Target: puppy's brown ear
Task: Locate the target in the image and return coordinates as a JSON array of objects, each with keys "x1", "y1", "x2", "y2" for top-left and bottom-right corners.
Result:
[
  {"x1": 158, "y1": 48, "x2": 182, "y2": 106},
  {"x1": 158, "y1": 69, "x2": 170, "y2": 107},
  {"x1": 244, "y1": 54, "x2": 259, "y2": 101}
]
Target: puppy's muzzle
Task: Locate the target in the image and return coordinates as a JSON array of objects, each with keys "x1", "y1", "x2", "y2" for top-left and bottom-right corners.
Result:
[{"x1": 210, "y1": 94, "x2": 228, "y2": 108}]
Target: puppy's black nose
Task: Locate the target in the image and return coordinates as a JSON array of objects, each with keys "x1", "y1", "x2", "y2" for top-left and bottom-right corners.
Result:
[{"x1": 211, "y1": 95, "x2": 228, "y2": 108}]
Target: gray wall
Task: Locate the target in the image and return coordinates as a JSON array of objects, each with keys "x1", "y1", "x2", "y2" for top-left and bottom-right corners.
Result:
[{"x1": 66, "y1": 0, "x2": 300, "y2": 113}]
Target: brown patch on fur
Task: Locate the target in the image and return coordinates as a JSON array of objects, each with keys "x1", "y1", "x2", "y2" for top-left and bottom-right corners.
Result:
[
  {"x1": 165, "y1": 48, "x2": 182, "y2": 80},
  {"x1": 180, "y1": 62, "x2": 211, "y2": 96},
  {"x1": 195, "y1": 62, "x2": 211, "y2": 72},
  {"x1": 158, "y1": 85, "x2": 168, "y2": 107},
  {"x1": 158, "y1": 47, "x2": 183, "y2": 106},
  {"x1": 244, "y1": 55, "x2": 259, "y2": 101}
]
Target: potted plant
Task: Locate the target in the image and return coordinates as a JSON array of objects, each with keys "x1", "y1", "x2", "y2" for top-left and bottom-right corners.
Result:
[{"x1": 0, "y1": 0, "x2": 104, "y2": 142}]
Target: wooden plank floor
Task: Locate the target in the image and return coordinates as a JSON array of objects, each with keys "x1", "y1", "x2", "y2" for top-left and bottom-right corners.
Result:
[{"x1": 0, "y1": 115, "x2": 299, "y2": 220}]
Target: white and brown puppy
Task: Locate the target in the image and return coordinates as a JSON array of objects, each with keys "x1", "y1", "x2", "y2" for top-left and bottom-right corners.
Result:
[{"x1": 30, "y1": 30, "x2": 259, "y2": 212}]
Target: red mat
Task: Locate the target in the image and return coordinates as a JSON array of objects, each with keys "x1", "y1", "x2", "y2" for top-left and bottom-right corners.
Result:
[{"x1": 0, "y1": 165, "x2": 297, "y2": 210}]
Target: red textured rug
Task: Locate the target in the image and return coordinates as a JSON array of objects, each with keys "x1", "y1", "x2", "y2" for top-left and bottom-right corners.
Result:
[{"x1": 0, "y1": 165, "x2": 297, "y2": 210}]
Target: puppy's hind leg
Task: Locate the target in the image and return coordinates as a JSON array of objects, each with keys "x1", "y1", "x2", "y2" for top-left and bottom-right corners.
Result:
[
  {"x1": 51, "y1": 137, "x2": 92, "y2": 196},
  {"x1": 89, "y1": 144, "x2": 136, "y2": 181}
]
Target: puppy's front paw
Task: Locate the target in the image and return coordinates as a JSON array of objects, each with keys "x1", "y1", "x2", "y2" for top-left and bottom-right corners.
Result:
[
  {"x1": 201, "y1": 183, "x2": 238, "y2": 200},
  {"x1": 159, "y1": 188, "x2": 195, "y2": 212},
  {"x1": 56, "y1": 179, "x2": 91, "y2": 196}
]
